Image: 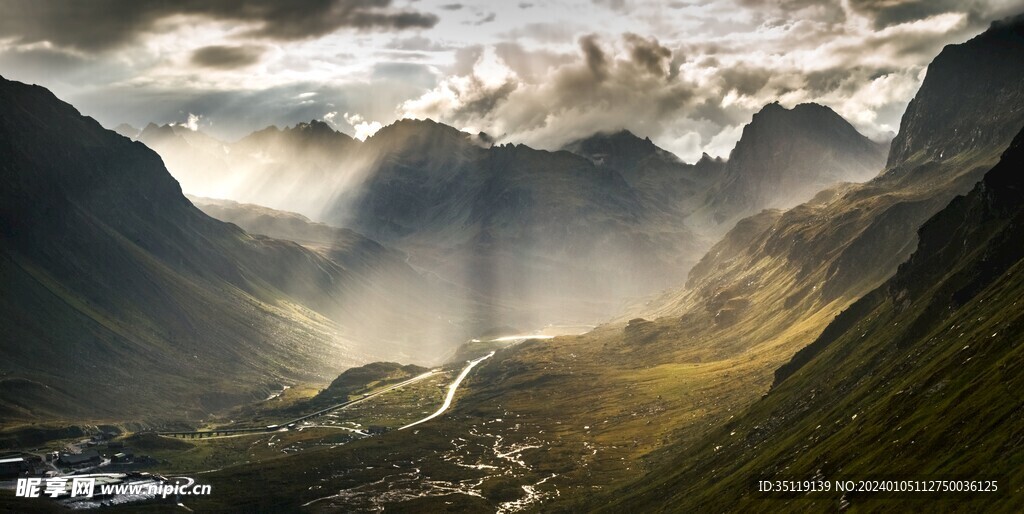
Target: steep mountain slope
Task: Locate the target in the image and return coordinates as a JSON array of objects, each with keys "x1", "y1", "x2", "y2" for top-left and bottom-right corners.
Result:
[
  {"x1": 696, "y1": 102, "x2": 889, "y2": 231},
  {"x1": 887, "y1": 16, "x2": 1024, "y2": 170},
  {"x1": 607, "y1": 121, "x2": 1024, "y2": 514},
  {"x1": 0, "y1": 76, "x2": 435, "y2": 422}
]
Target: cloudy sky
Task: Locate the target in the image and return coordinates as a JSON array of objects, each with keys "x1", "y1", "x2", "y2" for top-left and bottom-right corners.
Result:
[{"x1": 1, "y1": 0, "x2": 1021, "y2": 161}]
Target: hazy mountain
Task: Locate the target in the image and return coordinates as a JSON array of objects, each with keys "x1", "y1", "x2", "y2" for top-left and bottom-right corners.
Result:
[
  {"x1": 188, "y1": 195, "x2": 399, "y2": 262},
  {"x1": 144, "y1": 117, "x2": 710, "y2": 326},
  {"x1": 112, "y1": 123, "x2": 140, "y2": 139},
  {"x1": 339, "y1": 120, "x2": 691, "y2": 326},
  {"x1": 135, "y1": 122, "x2": 236, "y2": 201},
  {"x1": 144, "y1": 106, "x2": 878, "y2": 330},
  {"x1": 0, "y1": 76, "x2": 453, "y2": 421},
  {"x1": 695, "y1": 102, "x2": 889, "y2": 231},
  {"x1": 562, "y1": 129, "x2": 726, "y2": 216}
]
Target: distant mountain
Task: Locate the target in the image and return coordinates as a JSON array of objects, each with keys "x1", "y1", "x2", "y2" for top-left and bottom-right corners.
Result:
[
  {"x1": 0, "y1": 76, "x2": 452, "y2": 421},
  {"x1": 562, "y1": 129, "x2": 726, "y2": 217},
  {"x1": 338, "y1": 120, "x2": 690, "y2": 325},
  {"x1": 696, "y1": 102, "x2": 888, "y2": 230},
  {"x1": 144, "y1": 107, "x2": 879, "y2": 329},
  {"x1": 144, "y1": 117, "x2": 711, "y2": 325},
  {"x1": 135, "y1": 122, "x2": 236, "y2": 200},
  {"x1": 188, "y1": 195, "x2": 377, "y2": 253},
  {"x1": 563, "y1": 129, "x2": 683, "y2": 175},
  {"x1": 112, "y1": 123, "x2": 139, "y2": 139}
]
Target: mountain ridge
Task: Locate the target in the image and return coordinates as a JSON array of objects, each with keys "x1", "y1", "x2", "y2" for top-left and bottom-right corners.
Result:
[{"x1": 0, "y1": 75, "x2": 449, "y2": 421}]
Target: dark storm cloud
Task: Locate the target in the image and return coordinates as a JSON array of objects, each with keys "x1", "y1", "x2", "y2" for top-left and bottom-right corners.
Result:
[
  {"x1": 400, "y1": 32, "x2": 699, "y2": 156},
  {"x1": 191, "y1": 45, "x2": 266, "y2": 69},
  {"x1": 623, "y1": 34, "x2": 672, "y2": 77},
  {"x1": 848, "y1": 0, "x2": 981, "y2": 28},
  {"x1": 717, "y1": 65, "x2": 773, "y2": 96},
  {"x1": 0, "y1": 0, "x2": 439, "y2": 52},
  {"x1": 579, "y1": 35, "x2": 609, "y2": 80}
]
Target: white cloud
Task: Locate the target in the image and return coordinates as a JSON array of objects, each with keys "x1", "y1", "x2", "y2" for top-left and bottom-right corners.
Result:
[
  {"x1": 343, "y1": 112, "x2": 383, "y2": 141},
  {"x1": 178, "y1": 112, "x2": 201, "y2": 131}
]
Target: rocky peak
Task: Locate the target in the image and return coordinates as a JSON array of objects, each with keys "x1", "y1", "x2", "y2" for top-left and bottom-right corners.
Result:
[{"x1": 886, "y1": 13, "x2": 1024, "y2": 170}]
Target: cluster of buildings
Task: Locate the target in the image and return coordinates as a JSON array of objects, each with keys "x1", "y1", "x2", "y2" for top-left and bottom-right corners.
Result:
[{"x1": 1, "y1": 431, "x2": 144, "y2": 481}]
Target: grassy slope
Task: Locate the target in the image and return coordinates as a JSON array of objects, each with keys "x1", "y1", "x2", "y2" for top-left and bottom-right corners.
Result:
[{"x1": 601, "y1": 125, "x2": 1024, "y2": 514}]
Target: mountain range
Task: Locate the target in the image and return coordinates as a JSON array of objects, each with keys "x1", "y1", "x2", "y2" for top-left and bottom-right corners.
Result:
[{"x1": 137, "y1": 97, "x2": 886, "y2": 329}]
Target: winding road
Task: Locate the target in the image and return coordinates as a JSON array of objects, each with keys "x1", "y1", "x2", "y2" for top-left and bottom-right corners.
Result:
[
  {"x1": 400, "y1": 351, "x2": 496, "y2": 430},
  {"x1": 159, "y1": 370, "x2": 439, "y2": 438}
]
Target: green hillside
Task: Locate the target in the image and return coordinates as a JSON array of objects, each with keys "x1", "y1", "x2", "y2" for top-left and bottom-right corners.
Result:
[{"x1": 603, "y1": 121, "x2": 1024, "y2": 514}]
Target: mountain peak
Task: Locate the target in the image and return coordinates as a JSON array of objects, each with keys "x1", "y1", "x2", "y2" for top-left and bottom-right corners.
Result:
[
  {"x1": 695, "y1": 152, "x2": 724, "y2": 167},
  {"x1": 237, "y1": 119, "x2": 354, "y2": 150},
  {"x1": 291, "y1": 119, "x2": 336, "y2": 134},
  {"x1": 562, "y1": 128, "x2": 667, "y2": 168},
  {"x1": 750, "y1": 101, "x2": 847, "y2": 127},
  {"x1": 703, "y1": 100, "x2": 888, "y2": 224},
  {"x1": 374, "y1": 117, "x2": 463, "y2": 137},
  {"x1": 886, "y1": 12, "x2": 1024, "y2": 169},
  {"x1": 138, "y1": 122, "x2": 178, "y2": 141},
  {"x1": 366, "y1": 117, "x2": 476, "y2": 152},
  {"x1": 736, "y1": 102, "x2": 873, "y2": 161}
]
